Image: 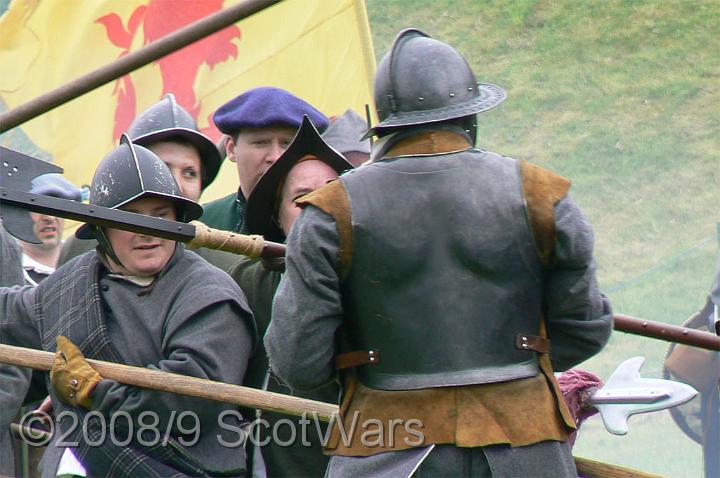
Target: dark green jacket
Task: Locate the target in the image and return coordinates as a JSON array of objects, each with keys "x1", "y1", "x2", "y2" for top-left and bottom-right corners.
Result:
[
  {"x1": 230, "y1": 258, "x2": 337, "y2": 478},
  {"x1": 200, "y1": 192, "x2": 246, "y2": 233}
]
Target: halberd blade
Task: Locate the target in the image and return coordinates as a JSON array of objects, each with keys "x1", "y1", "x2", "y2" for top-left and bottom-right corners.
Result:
[
  {"x1": 591, "y1": 356, "x2": 698, "y2": 435},
  {"x1": 0, "y1": 147, "x2": 64, "y2": 243}
]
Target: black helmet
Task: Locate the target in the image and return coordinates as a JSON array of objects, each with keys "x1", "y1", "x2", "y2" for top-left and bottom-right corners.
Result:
[
  {"x1": 366, "y1": 28, "x2": 506, "y2": 138},
  {"x1": 76, "y1": 134, "x2": 203, "y2": 240},
  {"x1": 128, "y1": 94, "x2": 222, "y2": 190}
]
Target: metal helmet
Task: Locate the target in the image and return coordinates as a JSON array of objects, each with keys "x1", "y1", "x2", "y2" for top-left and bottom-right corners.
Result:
[
  {"x1": 128, "y1": 94, "x2": 222, "y2": 190},
  {"x1": 367, "y1": 28, "x2": 507, "y2": 137},
  {"x1": 75, "y1": 134, "x2": 203, "y2": 240}
]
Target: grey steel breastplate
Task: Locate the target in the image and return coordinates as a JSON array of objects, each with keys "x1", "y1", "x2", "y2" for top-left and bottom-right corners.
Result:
[{"x1": 342, "y1": 150, "x2": 545, "y2": 390}]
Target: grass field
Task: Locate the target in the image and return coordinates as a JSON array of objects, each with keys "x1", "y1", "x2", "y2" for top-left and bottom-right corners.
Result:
[{"x1": 365, "y1": 1, "x2": 719, "y2": 476}]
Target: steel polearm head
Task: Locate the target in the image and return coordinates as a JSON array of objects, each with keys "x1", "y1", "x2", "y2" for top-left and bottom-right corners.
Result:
[
  {"x1": 0, "y1": 145, "x2": 198, "y2": 245},
  {"x1": 0, "y1": 146, "x2": 286, "y2": 260},
  {"x1": 589, "y1": 356, "x2": 698, "y2": 435},
  {"x1": 0, "y1": 146, "x2": 63, "y2": 244}
]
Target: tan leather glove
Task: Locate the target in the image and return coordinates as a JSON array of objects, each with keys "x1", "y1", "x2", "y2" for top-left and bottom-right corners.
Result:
[{"x1": 50, "y1": 336, "x2": 103, "y2": 409}]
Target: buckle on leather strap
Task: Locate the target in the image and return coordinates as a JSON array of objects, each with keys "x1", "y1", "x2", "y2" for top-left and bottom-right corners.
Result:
[
  {"x1": 515, "y1": 334, "x2": 551, "y2": 354},
  {"x1": 335, "y1": 350, "x2": 380, "y2": 370}
]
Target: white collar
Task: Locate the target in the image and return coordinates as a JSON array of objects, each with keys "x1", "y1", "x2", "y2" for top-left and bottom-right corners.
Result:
[{"x1": 21, "y1": 252, "x2": 55, "y2": 276}]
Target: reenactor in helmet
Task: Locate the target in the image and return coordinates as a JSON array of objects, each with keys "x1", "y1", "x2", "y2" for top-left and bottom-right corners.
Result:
[
  {"x1": 229, "y1": 116, "x2": 353, "y2": 478},
  {"x1": 58, "y1": 93, "x2": 237, "y2": 271},
  {"x1": 0, "y1": 136, "x2": 255, "y2": 477},
  {"x1": 201, "y1": 86, "x2": 329, "y2": 233},
  {"x1": 265, "y1": 29, "x2": 613, "y2": 477},
  {"x1": 321, "y1": 109, "x2": 372, "y2": 167}
]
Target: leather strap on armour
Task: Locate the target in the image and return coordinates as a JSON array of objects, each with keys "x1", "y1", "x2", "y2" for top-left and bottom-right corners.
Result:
[
  {"x1": 515, "y1": 334, "x2": 551, "y2": 354},
  {"x1": 335, "y1": 350, "x2": 381, "y2": 370}
]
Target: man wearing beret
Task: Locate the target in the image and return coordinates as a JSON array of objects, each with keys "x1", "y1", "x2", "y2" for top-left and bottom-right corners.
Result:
[
  {"x1": 201, "y1": 86, "x2": 329, "y2": 232},
  {"x1": 19, "y1": 174, "x2": 83, "y2": 285},
  {"x1": 1, "y1": 173, "x2": 82, "y2": 476}
]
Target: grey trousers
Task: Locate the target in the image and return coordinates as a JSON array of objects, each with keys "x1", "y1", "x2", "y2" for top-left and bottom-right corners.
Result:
[
  {"x1": 416, "y1": 441, "x2": 577, "y2": 478},
  {"x1": 326, "y1": 440, "x2": 577, "y2": 478}
]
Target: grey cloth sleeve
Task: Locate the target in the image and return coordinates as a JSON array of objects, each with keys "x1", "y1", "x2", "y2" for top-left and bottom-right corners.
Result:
[
  {"x1": 91, "y1": 301, "x2": 252, "y2": 433},
  {"x1": 544, "y1": 195, "x2": 613, "y2": 371},
  {"x1": 0, "y1": 224, "x2": 31, "y2": 477},
  {"x1": 0, "y1": 223, "x2": 24, "y2": 287},
  {"x1": 0, "y1": 364, "x2": 31, "y2": 477},
  {"x1": 0, "y1": 285, "x2": 43, "y2": 349},
  {"x1": 0, "y1": 224, "x2": 42, "y2": 347},
  {"x1": 265, "y1": 206, "x2": 343, "y2": 391}
]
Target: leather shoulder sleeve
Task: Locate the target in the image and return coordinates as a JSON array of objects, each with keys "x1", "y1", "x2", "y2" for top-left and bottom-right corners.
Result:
[
  {"x1": 520, "y1": 160, "x2": 571, "y2": 267},
  {"x1": 297, "y1": 179, "x2": 353, "y2": 279}
]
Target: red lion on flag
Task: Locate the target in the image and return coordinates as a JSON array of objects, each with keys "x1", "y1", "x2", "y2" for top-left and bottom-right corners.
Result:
[{"x1": 96, "y1": 0, "x2": 241, "y2": 142}]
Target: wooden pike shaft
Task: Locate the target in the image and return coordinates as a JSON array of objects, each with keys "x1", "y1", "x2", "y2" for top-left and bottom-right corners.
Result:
[
  {"x1": 614, "y1": 313, "x2": 720, "y2": 351},
  {"x1": 0, "y1": 344, "x2": 337, "y2": 421},
  {"x1": 1, "y1": 348, "x2": 671, "y2": 477},
  {"x1": 575, "y1": 457, "x2": 664, "y2": 478},
  {"x1": 0, "y1": 0, "x2": 281, "y2": 133}
]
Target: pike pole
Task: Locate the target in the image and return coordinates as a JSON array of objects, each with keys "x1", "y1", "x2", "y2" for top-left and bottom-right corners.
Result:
[
  {"x1": 0, "y1": 344, "x2": 666, "y2": 478},
  {"x1": 0, "y1": 0, "x2": 282, "y2": 133},
  {"x1": 613, "y1": 313, "x2": 720, "y2": 351},
  {"x1": 0, "y1": 343, "x2": 336, "y2": 421}
]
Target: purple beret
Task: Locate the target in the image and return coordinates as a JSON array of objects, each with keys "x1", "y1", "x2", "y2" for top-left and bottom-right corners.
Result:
[{"x1": 213, "y1": 87, "x2": 329, "y2": 135}]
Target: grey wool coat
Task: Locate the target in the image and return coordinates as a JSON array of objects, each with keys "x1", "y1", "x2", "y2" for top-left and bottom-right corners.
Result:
[
  {"x1": 0, "y1": 222, "x2": 31, "y2": 477},
  {"x1": 0, "y1": 244, "x2": 256, "y2": 477}
]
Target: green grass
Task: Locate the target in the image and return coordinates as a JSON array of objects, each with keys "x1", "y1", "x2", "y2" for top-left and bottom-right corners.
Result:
[{"x1": 365, "y1": 1, "x2": 719, "y2": 476}]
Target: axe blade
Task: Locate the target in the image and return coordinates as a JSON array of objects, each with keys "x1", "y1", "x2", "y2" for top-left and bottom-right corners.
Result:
[{"x1": 0, "y1": 147, "x2": 64, "y2": 243}]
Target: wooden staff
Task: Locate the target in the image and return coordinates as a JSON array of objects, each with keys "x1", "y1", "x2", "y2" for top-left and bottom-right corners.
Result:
[
  {"x1": 0, "y1": 345, "x2": 675, "y2": 477},
  {"x1": 0, "y1": 0, "x2": 281, "y2": 133},
  {"x1": 575, "y1": 456, "x2": 664, "y2": 478},
  {"x1": 0, "y1": 343, "x2": 336, "y2": 421},
  {"x1": 614, "y1": 313, "x2": 720, "y2": 351}
]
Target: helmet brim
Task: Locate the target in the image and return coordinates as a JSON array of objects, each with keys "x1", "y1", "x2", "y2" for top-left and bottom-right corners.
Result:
[
  {"x1": 75, "y1": 191, "x2": 204, "y2": 240},
  {"x1": 132, "y1": 128, "x2": 223, "y2": 190},
  {"x1": 363, "y1": 83, "x2": 507, "y2": 140}
]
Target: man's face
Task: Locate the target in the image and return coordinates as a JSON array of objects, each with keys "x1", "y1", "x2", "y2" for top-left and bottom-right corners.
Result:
[
  {"x1": 149, "y1": 141, "x2": 203, "y2": 202},
  {"x1": 226, "y1": 126, "x2": 297, "y2": 199},
  {"x1": 277, "y1": 159, "x2": 339, "y2": 236},
  {"x1": 104, "y1": 197, "x2": 177, "y2": 277},
  {"x1": 28, "y1": 212, "x2": 64, "y2": 250}
]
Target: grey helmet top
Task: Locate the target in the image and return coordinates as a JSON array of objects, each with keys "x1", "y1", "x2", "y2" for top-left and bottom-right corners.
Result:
[
  {"x1": 127, "y1": 94, "x2": 222, "y2": 190},
  {"x1": 75, "y1": 134, "x2": 203, "y2": 240},
  {"x1": 366, "y1": 28, "x2": 507, "y2": 137}
]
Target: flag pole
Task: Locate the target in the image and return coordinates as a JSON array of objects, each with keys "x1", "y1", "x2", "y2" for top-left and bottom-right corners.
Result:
[{"x1": 0, "y1": 0, "x2": 282, "y2": 133}]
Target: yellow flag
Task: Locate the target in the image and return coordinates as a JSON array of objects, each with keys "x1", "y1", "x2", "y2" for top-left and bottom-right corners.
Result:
[{"x1": 0, "y1": 0, "x2": 376, "y2": 204}]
